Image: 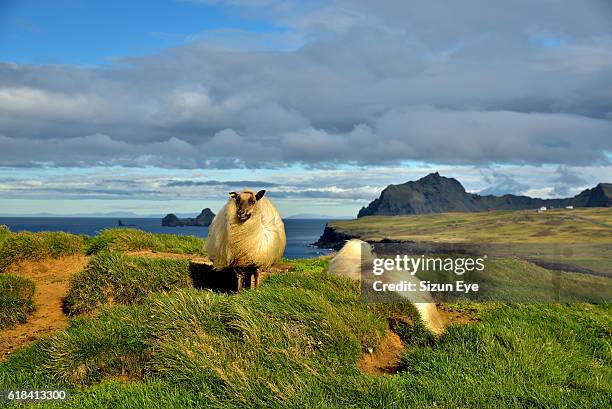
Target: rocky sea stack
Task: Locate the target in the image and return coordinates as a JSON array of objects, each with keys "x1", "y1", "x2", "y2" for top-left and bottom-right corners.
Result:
[{"x1": 162, "y1": 208, "x2": 215, "y2": 227}]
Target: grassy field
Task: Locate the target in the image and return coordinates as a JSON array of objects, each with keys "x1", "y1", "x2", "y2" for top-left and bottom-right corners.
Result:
[
  {"x1": 329, "y1": 208, "x2": 611, "y2": 244},
  {"x1": 329, "y1": 208, "x2": 612, "y2": 275},
  {"x1": 0, "y1": 260, "x2": 610, "y2": 408},
  {"x1": 405, "y1": 255, "x2": 612, "y2": 303},
  {"x1": 0, "y1": 223, "x2": 610, "y2": 408}
]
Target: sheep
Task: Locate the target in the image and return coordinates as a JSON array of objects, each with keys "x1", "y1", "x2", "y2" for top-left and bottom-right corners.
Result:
[
  {"x1": 205, "y1": 189, "x2": 286, "y2": 290},
  {"x1": 328, "y1": 239, "x2": 446, "y2": 335}
]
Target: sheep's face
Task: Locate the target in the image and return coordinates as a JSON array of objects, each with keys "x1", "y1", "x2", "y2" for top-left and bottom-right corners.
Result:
[{"x1": 229, "y1": 190, "x2": 266, "y2": 222}]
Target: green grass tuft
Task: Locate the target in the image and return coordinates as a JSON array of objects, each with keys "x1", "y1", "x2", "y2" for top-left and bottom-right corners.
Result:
[
  {"x1": 0, "y1": 230, "x2": 85, "y2": 272},
  {"x1": 63, "y1": 251, "x2": 192, "y2": 315},
  {"x1": 85, "y1": 228, "x2": 206, "y2": 256},
  {"x1": 42, "y1": 305, "x2": 152, "y2": 385},
  {"x1": 0, "y1": 274, "x2": 36, "y2": 328},
  {"x1": 143, "y1": 268, "x2": 391, "y2": 396},
  {"x1": 0, "y1": 224, "x2": 10, "y2": 245}
]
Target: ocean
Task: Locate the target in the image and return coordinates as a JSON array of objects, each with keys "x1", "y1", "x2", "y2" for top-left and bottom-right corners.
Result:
[{"x1": 0, "y1": 217, "x2": 332, "y2": 260}]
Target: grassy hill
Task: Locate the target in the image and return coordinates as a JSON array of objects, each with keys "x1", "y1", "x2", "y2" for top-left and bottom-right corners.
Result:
[{"x1": 0, "y1": 224, "x2": 610, "y2": 408}]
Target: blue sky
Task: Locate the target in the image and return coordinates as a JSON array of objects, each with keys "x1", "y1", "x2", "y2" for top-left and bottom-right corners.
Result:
[
  {"x1": 0, "y1": 0, "x2": 610, "y2": 216},
  {"x1": 0, "y1": 0, "x2": 287, "y2": 64}
]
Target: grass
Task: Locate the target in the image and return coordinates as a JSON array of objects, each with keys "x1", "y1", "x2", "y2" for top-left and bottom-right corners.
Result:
[
  {"x1": 63, "y1": 251, "x2": 192, "y2": 315},
  {"x1": 43, "y1": 305, "x2": 152, "y2": 385},
  {"x1": 0, "y1": 226, "x2": 205, "y2": 274},
  {"x1": 0, "y1": 259, "x2": 418, "y2": 407},
  {"x1": 85, "y1": 228, "x2": 206, "y2": 256},
  {"x1": 330, "y1": 208, "x2": 612, "y2": 275},
  {"x1": 0, "y1": 230, "x2": 85, "y2": 272},
  {"x1": 0, "y1": 225, "x2": 10, "y2": 245},
  {"x1": 331, "y1": 208, "x2": 612, "y2": 244},
  {"x1": 0, "y1": 224, "x2": 610, "y2": 408},
  {"x1": 0, "y1": 259, "x2": 610, "y2": 407},
  {"x1": 404, "y1": 255, "x2": 612, "y2": 303},
  {"x1": 0, "y1": 274, "x2": 36, "y2": 328},
  {"x1": 391, "y1": 303, "x2": 612, "y2": 408}
]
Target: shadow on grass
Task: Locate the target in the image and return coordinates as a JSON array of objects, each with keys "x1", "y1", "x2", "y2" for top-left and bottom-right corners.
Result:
[{"x1": 188, "y1": 262, "x2": 258, "y2": 293}]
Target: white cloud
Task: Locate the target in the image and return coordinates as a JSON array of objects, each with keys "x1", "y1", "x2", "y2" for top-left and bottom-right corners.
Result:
[{"x1": 0, "y1": 0, "x2": 610, "y2": 174}]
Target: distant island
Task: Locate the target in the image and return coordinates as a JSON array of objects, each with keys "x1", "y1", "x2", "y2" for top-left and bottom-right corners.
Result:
[
  {"x1": 358, "y1": 172, "x2": 611, "y2": 217},
  {"x1": 162, "y1": 208, "x2": 215, "y2": 227}
]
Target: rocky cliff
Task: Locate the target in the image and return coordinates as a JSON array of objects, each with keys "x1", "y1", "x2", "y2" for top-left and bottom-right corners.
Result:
[{"x1": 313, "y1": 225, "x2": 360, "y2": 250}]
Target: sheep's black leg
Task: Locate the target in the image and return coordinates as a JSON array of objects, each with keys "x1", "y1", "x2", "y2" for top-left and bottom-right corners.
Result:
[
  {"x1": 251, "y1": 269, "x2": 259, "y2": 289},
  {"x1": 236, "y1": 269, "x2": 244, "y2": 292}
]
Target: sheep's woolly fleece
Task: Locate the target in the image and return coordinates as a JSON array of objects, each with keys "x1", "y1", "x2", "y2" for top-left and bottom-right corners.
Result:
[{"x1": 206, "y1": 194, "x2": 286, "y2": 270}]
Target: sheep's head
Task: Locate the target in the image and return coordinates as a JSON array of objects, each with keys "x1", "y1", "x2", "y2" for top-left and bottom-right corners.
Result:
[{"x1": 229, "y1": 190, "x2": 266, "y2": 222}]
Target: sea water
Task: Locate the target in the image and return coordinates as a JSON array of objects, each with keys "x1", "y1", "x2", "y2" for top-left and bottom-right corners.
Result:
[{"x1": 0, "y1": 217, "x2": 332, "y2": 260}]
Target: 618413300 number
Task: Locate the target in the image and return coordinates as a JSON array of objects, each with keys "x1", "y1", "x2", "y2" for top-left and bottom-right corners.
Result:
[{"x1": 1, "y1": 389, "x2": 67, "y2": 402}]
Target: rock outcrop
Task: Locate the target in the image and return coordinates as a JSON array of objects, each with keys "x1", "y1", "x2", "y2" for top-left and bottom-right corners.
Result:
[
  {"x1": 162, "y1": 208, "x2": 215, "y2": 227},
  {"x1": 313, "y1": 225, "x2": 359, "y2": 250}
]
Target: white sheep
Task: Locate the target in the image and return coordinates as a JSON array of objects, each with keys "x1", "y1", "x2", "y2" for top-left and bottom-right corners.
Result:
[
  {"x1": 328, "y1": 239, "x2": 446, "y2": 335},
  {"x1": 205, "y1": 189, "x2": 286, "y2": 289}
]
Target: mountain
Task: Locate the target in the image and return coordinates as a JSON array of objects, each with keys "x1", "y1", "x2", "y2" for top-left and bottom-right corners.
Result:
[
  {"x1": 569, "y1": 183, "x2": 612, "y2": 207},
  {"x1": 162, "y1": 208, "x2": 215, "y2": 227},
  {"x1": 357, "y1": 172, "x2": 611, "y2": 217}
]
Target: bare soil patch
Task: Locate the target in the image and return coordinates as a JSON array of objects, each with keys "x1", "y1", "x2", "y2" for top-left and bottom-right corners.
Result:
[
  {"x1": 358, "y1": 330, "x2": 406, "y2": 375},
  {"x1": 1, "y1": 255, "x2": 90, "y2": 360}
]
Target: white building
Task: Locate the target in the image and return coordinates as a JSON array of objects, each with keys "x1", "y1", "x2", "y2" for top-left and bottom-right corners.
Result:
[{"x1": 565, "y1": 205, "x2": 574, "y2": 209}]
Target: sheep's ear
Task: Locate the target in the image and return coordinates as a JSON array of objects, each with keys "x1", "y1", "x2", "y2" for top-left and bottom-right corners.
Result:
[
  {"x1": 255, "y1": 190, "x2": 266, "y2": 200},
  {"x1": 229, "y1": 192, "x2": 238, "y2": 199}
]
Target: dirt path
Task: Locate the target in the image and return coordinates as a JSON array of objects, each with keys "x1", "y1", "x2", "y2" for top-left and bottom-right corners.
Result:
[{"x1": 0, "y1": 255, "x2": 90, "y2": 360}]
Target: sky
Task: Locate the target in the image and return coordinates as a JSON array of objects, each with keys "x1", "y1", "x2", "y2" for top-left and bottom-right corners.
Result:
[{"x1": 0, "y1": 0, "x2": 611, "y2": 217}]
